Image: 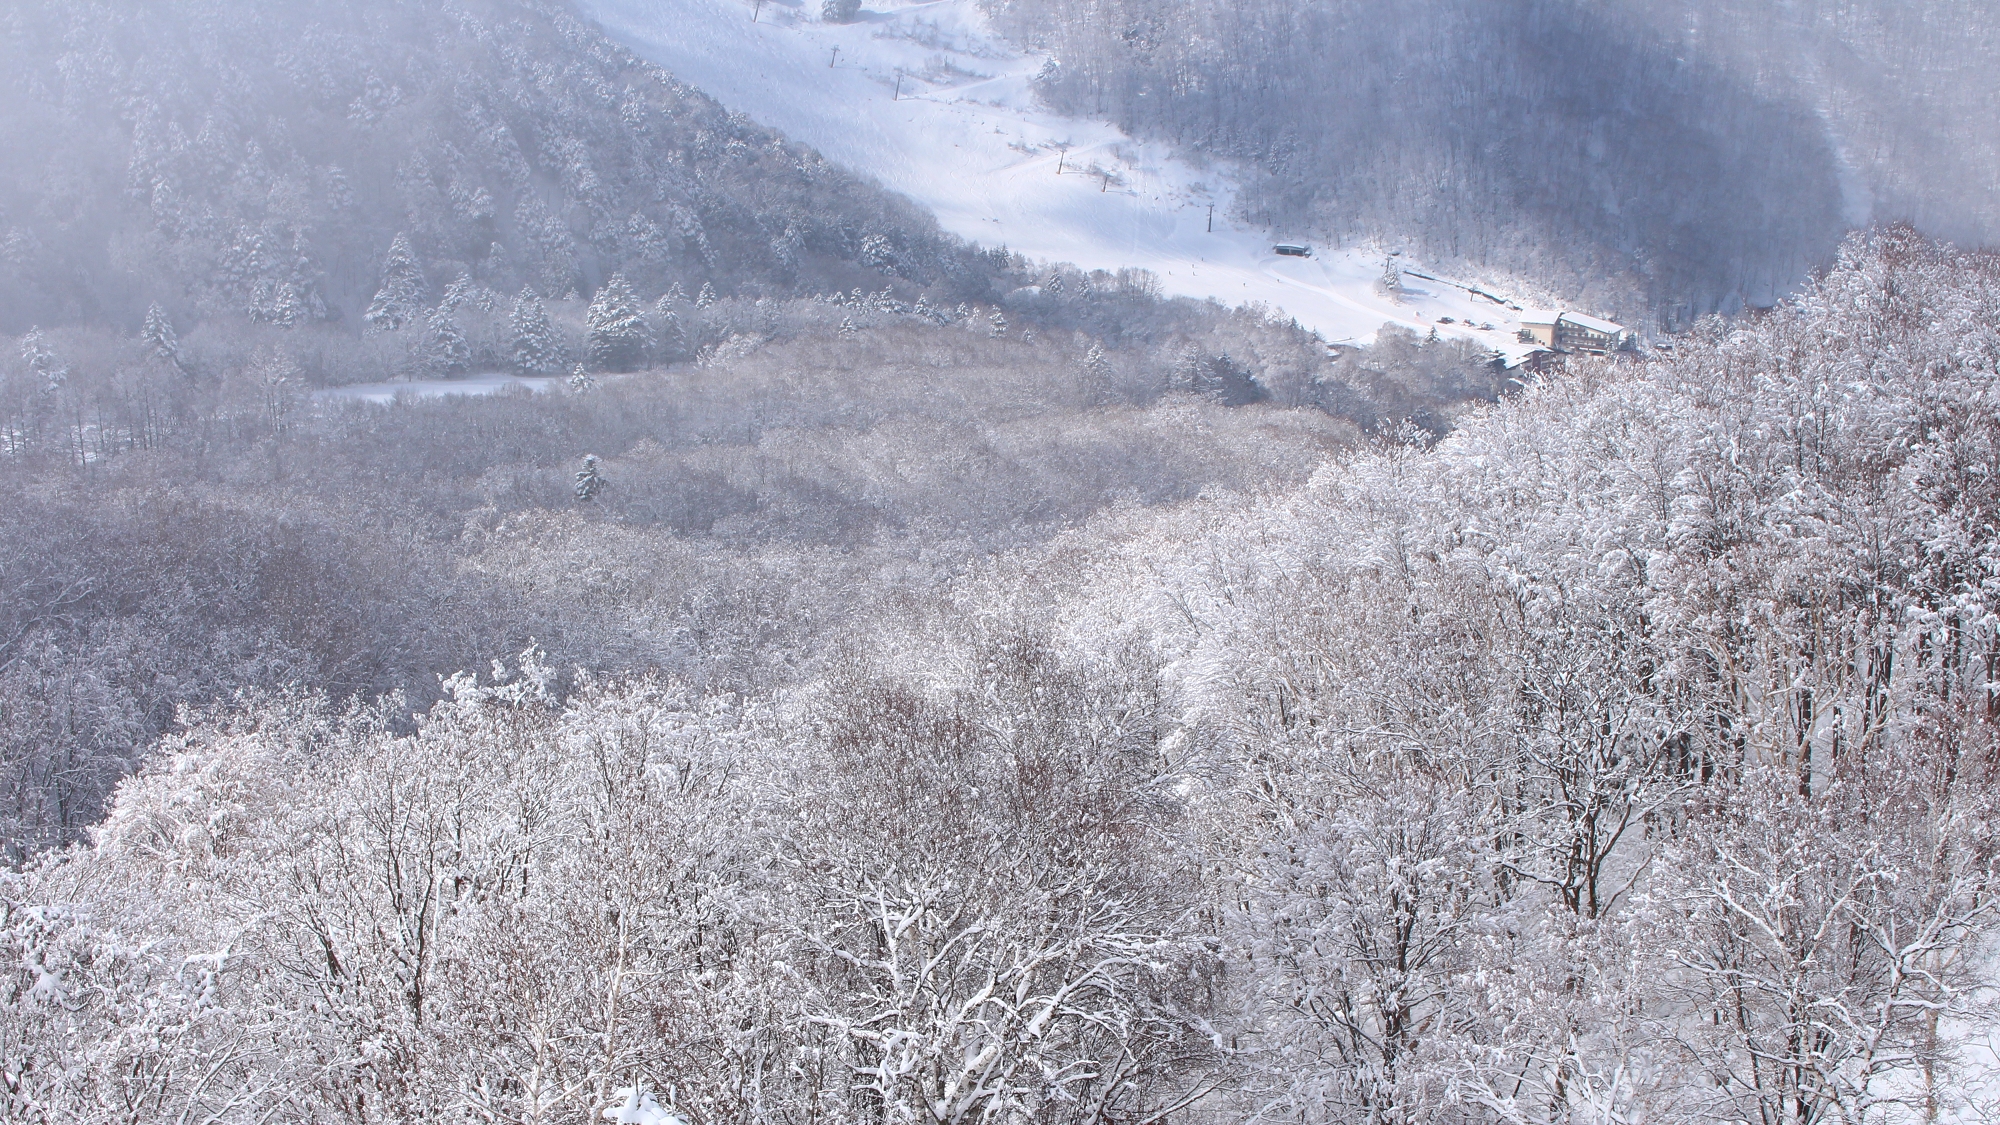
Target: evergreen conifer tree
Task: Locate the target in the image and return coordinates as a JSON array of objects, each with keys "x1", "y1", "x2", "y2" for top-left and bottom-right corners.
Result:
[
  {"x1": 839, "y1": 316, "x2": 859, "y2": 339},
  {"x1": 421, "y1": 306, "x2": 471, "y2": 377},
  {"x1": 1171, "y1": 344, "x2": 1205, "y2": 392},
  {"x1": 141, "y1": 303, "x2": 180, "y2": 368},
  {"x1": 574, "y1": 454, "x2": 608, "y2": 502},
  {"x1": 988, "y1": 309, "x2": 1008, "y2": 338},
  {"x1": 364, "y1": 234, "x2": 428, "y2": 333},
  {"x1": 441, "y1": 274, "x2": 495, "y2": 314},
  {"x1": 510, "y1": 288, "x2": 563, "y2": 375},
  {"x1": 20, "y1": 329, "x2": 66, "y2": 393},
  {"x1": 587, "y1": 274, "x2": 651, "y2": 372},
  {"x1": 695, "y1": 282, "x2": 717, "y2": 309},
  {"x1": 1080, "y1": 342, "x2": 1112, "y2": 384},
  {"x1": 1377, "y1": 256, "x2": 1402, "y2": 299},
  {"x1": 651, "y1": 299, "x2": 688, "y2": 363}
]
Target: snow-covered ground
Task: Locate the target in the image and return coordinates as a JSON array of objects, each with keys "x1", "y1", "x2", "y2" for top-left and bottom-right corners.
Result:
[
  {"x1": 584, "y1": 0, "x2": 1549, "y2": 356},
  {"x1": 315, "y1": 373, "x2": 557, "y2": 405}
]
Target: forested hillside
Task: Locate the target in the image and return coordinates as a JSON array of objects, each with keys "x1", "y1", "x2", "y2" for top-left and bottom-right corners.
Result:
[
  {"x1": 4, "y1": 0, "x2": 1998, "y2": 1118},
  {"x1": 7, "y1": 228, "x2": 1997, "y2": 1123},
  {"x1": 0, "y1": 0, "x2": 1517, "y2": 860},
  {"x1": 986, "y1": 0, "x2": 2000, "y2": 323},
  {"x1": 0, "y1": 267, "x2": 1499, "y2": 858},
  {"x1": 0, "y1": 0, "x2": 988, "y2": 334}
]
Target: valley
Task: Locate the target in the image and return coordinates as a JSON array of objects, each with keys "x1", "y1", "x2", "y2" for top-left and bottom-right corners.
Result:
[{"x1": 587, "y1": 0, "x2": 1552, "y2": 354}]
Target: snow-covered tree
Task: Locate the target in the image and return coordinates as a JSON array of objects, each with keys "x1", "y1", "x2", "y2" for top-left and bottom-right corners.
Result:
[
  {"x1": 987, "y1": 308, "x2": 1007, "y2": 338},
  {"x1": 822, "y1": 0, "x2": 861, "y2": 23},
  {"x1": 587, "y1": 274, "x2": 651, "y2": 372},
  {"x1": 1377, "y1": 254, "x2": 1402, "y2": 297},
  {"x1": 440, "y1": 273, "x2": 498, "y2": 315},
  {"x1": 509, "y1": 287, "x2": 563, "y2": 375},
  {"x1": 1079, "y1": 341, "x2": 1112, "y2": 387},
  {"x1": 420, "y1": 305, "x2": 471, "y2": 377},
  {"x1": 141, "y1": 303, "x2": 180, "y2": 368},
  {"x1": 695, "y1": 281, "x2": 717, "y2": 309},
  {"x1": 574, "y1": 454, "x2": 608, "y2": 501},
  {"x1": 19, "y1": 329, "x2": 65, "y2": 393},
  {"x1": 363, "y1": 233, "x2": 428, "y2": 333},
  {"x1": 649, "y1": 297, "x2": 688, "y2": 363},
  {"x1": 859, "y1": 233, "x2": 895, "y2": 272}
]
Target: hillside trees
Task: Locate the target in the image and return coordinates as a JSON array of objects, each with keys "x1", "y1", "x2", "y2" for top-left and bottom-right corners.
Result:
[
  {"x1": 0, "y1": 0, "x2": 998, "y2": 336},
  {"x1": 1117, "y1": 227, "x2": 2000, "y2": 1121},
  {"x1": 4, "y1": 231, "x2": 2000, "y2": 1120},
  {"x1": 0, "y1": 295, "x2": 1369, "y2": 854},
  {"x1": 0, "y1": 643, "x2": 1220, "y2": 1124}
]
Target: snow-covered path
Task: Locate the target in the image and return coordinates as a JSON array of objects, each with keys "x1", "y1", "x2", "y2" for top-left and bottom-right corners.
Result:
[{"x1": 584, "y1": 0, "x2": 1545, "y2": 354}]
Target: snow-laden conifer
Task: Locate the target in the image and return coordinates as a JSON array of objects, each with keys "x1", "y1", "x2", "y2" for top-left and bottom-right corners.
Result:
[
  {"x1": 1377, "y1": 255, "x2": 1402, "y2": 299},
  {"x1": 141, "y1": 303, "x2": 179, "y2": 367},
  {"x1": 509, "y1": 288, "x2": 563, "y2": 375},
  {"x1": 20, "y1": 329, "x2": 66, "y2": 393},
  {"x1": 363, "y1": 233, "x2": 428, "y2": 333},
  {"x1": 573, "y1": 454, "x2": 608, "y2": 501},
  {"x1": 420, "y1": 306, "x2": 471, "y2": 377},
  {"x1": 650, "y1": 296, "x2": 688, "y2": 363},
  {"x1": 587, "y1": 274, "x2": 651, "y2": 372}
]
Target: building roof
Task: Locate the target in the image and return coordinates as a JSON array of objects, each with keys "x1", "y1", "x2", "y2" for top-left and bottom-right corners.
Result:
[
  {"x1": 1559, "y1": 311, "x2": 1624, "y2": 335},
  {"x1": 1518, "y1": 309, "x2": 1559, "y2": 326}
]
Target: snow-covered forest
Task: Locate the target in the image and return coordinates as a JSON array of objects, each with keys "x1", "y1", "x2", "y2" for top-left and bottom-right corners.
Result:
[
  {"x1": 0, "y1": 0, "x2": 994, "y2": 335},
  {"x1": 4, "y1": 0, "x2": 2000, "y2": 1120},
  {"x1": 9, "y1": 227, "x2": 2000, "y2": 1122},
  {"x1": 988, "y1": 0, "x2": 2000, "y2": 322}
]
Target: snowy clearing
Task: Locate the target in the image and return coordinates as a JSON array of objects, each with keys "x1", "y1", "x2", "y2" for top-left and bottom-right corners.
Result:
[
  {"x1": 315, "y1": 374, "x2": 557, "y2": 405},
  {"x1": 584, "y1": 0, "x2": 1553, "y2": 356}
]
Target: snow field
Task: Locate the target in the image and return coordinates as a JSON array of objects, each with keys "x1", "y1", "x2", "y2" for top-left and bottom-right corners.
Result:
[
  {"x1": 583, "y1": 0, "x2": 1549, "y2": 356},
  {"x1": 314, "y1": 373, "x2": 557, "y2": 405}
]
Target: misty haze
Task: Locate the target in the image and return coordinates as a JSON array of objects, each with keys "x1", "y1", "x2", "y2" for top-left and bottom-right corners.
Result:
[{"x1": 3, "y1": 1, "x2": 2000, "y2": 1122}]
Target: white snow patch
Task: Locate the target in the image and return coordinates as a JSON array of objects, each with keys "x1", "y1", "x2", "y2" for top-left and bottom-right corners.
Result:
[
  {"x1": 605, "y1": 1088, "x2": 687, "y2": 1125},
  {"x1": 314, "y1": 373, "x2": 557, "y2": 405},
  {"x1": 584, "y1": 0, "x2": 1549, "y2": 356}
]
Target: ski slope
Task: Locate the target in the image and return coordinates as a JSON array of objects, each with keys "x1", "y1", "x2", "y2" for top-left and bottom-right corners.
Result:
[{"x1": 584, "y1": 0, "x2": 1549, "y2": 355}]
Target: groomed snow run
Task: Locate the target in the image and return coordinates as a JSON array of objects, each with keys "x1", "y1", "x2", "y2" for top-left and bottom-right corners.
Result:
[{"x1": 584, "y1": 0, "x2": 1551, "y2": 356}]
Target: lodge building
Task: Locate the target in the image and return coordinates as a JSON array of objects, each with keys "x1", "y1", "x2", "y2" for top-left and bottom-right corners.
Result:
[{"x1": 1518, "y1": 310, "x2": 1627, "y2": 355}]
